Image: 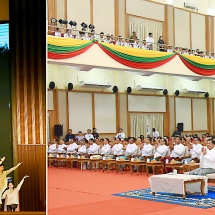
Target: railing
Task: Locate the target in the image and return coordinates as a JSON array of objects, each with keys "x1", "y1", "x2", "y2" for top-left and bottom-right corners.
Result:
[{"x1": 47, "y1": 25, "x2": 215, "y2": 58}]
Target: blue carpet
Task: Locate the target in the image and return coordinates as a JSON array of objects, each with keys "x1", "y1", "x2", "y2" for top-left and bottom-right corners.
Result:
[{"x1": 113, "y1": 186, "x2": 215, "y2": 208}]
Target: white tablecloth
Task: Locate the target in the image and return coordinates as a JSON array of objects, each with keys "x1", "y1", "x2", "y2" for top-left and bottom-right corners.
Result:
[{"x1": 149, "y1": 174, "x2": 208, "y2": 195}]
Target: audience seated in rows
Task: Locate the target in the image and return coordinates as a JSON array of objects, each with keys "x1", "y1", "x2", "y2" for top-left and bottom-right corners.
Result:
[
  {"x1": 51, "y1": 27, "x2": 215, "y2": 58},
  {"x1": 48, "y1": 130, "x2": 215, "y2": 176}
]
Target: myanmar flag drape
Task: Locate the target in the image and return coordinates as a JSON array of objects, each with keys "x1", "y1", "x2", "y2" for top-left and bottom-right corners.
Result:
[
  {"x1": 48, "y1": 36, "x2": 93, "y2": 59},
  {"x1": 180, "y1": 54, "x2": 215, "y2": 76},
  {"x1": 98, "y1": 42, "x2": 176, "y2": 69}
]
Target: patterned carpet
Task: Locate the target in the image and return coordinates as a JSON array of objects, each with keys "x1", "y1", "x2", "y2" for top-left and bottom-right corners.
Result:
[{"x1": 113, "y1": 186, "x2": 215, "y2": 209}]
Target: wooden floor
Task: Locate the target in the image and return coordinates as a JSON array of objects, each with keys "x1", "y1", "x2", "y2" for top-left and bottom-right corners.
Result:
[{"x1": 48, "y1": 167, "x2": 215, "y2": 215}]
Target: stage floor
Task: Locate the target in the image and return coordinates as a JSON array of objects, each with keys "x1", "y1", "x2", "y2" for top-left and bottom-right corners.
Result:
[{"x1": 48, "y1": 167, "x2": 215, "y2": 215}]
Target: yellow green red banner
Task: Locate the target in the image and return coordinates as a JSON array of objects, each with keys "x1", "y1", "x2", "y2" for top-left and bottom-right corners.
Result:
[
  {"x1": 180, "y1": 54, "x2": 215, "y2": 76},
  {"x1": 47, "y1": 36, "x2": 215, "y2": 75}
]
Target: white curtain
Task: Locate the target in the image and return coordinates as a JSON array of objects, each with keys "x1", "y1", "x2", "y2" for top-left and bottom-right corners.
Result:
[
  {"x1": 130, "y1": 113, "x2": 163, "y2": 138},
  {"x1": 128, "y1": 16, "x2": 163, "y2": 49}
]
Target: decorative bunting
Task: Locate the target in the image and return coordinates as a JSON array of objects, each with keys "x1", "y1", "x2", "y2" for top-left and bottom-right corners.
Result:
[
  {"x1": 180, "y1": 54, "x2": 215, "y2": 76},
  {"x1": 48, "y1": 36, "x2": 93, "y2": 59},
  {"x1": 98, "y1": 43, "x2": 176, "y2": 69},
  {"x1": 47, "y1": 36, "x2": 215, "y2": 76}
]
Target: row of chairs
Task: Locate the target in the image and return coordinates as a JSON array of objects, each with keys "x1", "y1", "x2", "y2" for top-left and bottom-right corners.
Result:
[{"x1": 48, "y1": 154, "x2": 199, "y2": 175}]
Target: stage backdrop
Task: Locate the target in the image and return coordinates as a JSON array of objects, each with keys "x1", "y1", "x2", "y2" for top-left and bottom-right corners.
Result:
[{"x1": 10, "y1": 0, "x2": 46, "y2": 212}]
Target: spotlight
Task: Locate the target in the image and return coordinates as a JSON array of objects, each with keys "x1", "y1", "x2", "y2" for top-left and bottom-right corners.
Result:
[
  {"x1": 89, "y1": 24, "x2": 95, "y2": 30},
  {"x1": 127, "y1": 87, "x2": 132, "y2": 94},
  {"x1": 49, "y1": 81, "x2": 55, "y2": 89},
  {"x1": 69, "y1": 21, "x2": 77, "y2": 27},
  {"x1": 50, "y1": 18, "x2": 57, "y2": 23},
  {"x1": 175, "y1": 90, "x2": 180, "y2": 96},
  {"x1": 58, "y1": 19, "x2": 68, "y2": 25},
  {"x1": 68, "y1": 83, "x2": 73, "y2": 91},
  {"x1": 81, "y1": 22, "x2": 88, "y2": 29},
  {"x1": 204, "y1": 92, "x2": 209, "y2": 98},
  {"x1": 112, "y1": 86, "x2": 118, "y2": 93},
  {"x1": 163, "y1": 89, "x2": 168, "y2": 95}
]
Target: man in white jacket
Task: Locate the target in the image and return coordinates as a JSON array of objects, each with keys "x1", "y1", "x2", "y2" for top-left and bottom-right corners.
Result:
[
  {"x1": 188, "y1": 137, "x2": 202, "y2": 159},
  {"x1": 88, "y1": 138, "x2": 99, "y2": 155},
  {"x1": 169, "y1": 136, "x2": 185, "y2": 158},
  {"x1": 154, "y1": 138, "x2": 168, "y2": 158},
  {"x1": 48, "y1": 139, "x2": 58, "y2": 154},
  {"x1": 190, "y1": 139, "x2": 215, "y2": 176},
  {"x1": 100, "y1": 138, "x2": 111, "y2": 156},
  {"x1": 116, "y1": 128, "x2": 125, "y2": 140},
  {"x1": 141, "y1": 137, "x2": 154, "y2": 157},
  {"x1": 125, "y1": 137, "x2": 138, "y2": 156},
  {"x1": 67, "y1": 138, "x2": 78, "y2": 154},
  {"x1": 57, "y1": 139, "x2": 67, "y2": 154},
  {"x1": 112, "y1": 138, "x2": 123, "y2": 156},
  {"x1": 77, "y1": 139, "x2": 88, "y2": 155}
]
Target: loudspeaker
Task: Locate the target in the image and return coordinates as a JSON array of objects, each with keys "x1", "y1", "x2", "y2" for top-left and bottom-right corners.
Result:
[
  {"x1": 127, "y1": 87, "x2": 132, "y2": 94},
  {"x1": 49, "y1": 81, "x2": 55, "y2": 89},
  {"x1": 163, "y1": 89, "x2": 168, "y2": 95},
  {"x1": 175, "y1": 90, "x2": 180, "y2": 96},
  {"x1": 204, "y1": 92, "x2": 209, "y2": 98},
  {"x1": 112, "y1": 86, "x2": 118, "y2": 93},
  {"x1": 177, "y1": 123, "x2": 184, "y2": 132},
  {"x1": 68, "y1": 83, "x2": 73, "y2": 90},
  {"x1": 54, "y1": 124, "x2": 63, "y2": 136}
]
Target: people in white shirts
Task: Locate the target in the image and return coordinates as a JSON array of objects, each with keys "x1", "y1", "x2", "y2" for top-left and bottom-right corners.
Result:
[
  {"x1": 67, "y1": 138, "x2": 78, "y2": 154},
  {"x1": 105, "y1": 34, "x2": 112, "y2": 44},
  {"x1": 188, "y1": 137, "x2": 202, "y2": 159},
  {"x1": 116, "y1": 128, "x2": 125, "y2": 140},
  {"x1": 100, "y1": 138, "x2": 111, "y2": 156},
  {"x1": 48, "y1": 139, "x2": 58, "y2": 154},
  {"x1": 152, "y1": 128, "x2": 160, "y2": 138},
  {"x1": 141, "y1": 40, "x2": 147, "y2": 50},
  {"x1": 77, "y1": 30, "x2": 86, "y2": 40},
  {"x1": 167, "y1": 46, "x2": 173, "y2": 52},
  {"x1": 88, "y1": 138, "x2": 99, "y2": 155},
  {"x1": 64, "y1": 29, "x2": 72, "y2": 38},
  {"x1": 141, "y1": 137, "x2": 153, "y2": 157},
  {"x1": 77, "y1": 138, "x2": 88, "y2": 155},
  {"x1": 154, "y1": 138, "x2": 169, "y2": 158},
  {"x1": 85, "y1": 32, "x2": 93, "y2": 40},
  {"x1": 132, "y1": 39, "x2": 140, "y2": 49},
  {"x1": 116, "y1": 36, "x2": 124, "y2": 46},
  {"x1": 57, "y1": 139, "x2": 67, "y2": 154},
  {"x1": 125, "y1": 137, "x2": 138, "y2": 156},
  {"x1": 112, "y1": 138, "x2": 123, "y2": 156},
  {"x1": 85, "y1": 129, "x2": 94, "y2": 140},
  {"x1": 169, "y1": 136, "x2": 185, "y2": 158},
  {"x1": 145, "y1": 33, "x2": 154, "y2": 50},
  {"x1": 54, "y1": 28, "x2": 61, "y2": 37},
  {"x1": 90, "y1": 30, "x2": 96, "y2": 39},
  {"x1": 123, "y1": 38, "x2": 131, "y2": 47},
  {"x1": 98, "y1": 32, "x2": 105, "y2": 42},
  {"x1": 190, "y1": 139, "x2": 215, "y2": 175}
]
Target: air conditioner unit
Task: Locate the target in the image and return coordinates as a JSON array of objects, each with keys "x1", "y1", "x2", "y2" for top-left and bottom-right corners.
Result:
[
  {"x1": 181, "y1": 89, "x2": 205, "y2": 94},
  {"x1": 135, "y1": 85, "x2": 163, "y2": 92},
  {"x1": 184, "y1": 2, "x2": 197, "y2": 10},
  {"x1": 78, "y1": 81, "x2": 112, "y2": 88}
]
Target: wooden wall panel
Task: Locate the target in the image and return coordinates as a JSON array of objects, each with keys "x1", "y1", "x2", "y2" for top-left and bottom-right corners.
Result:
[
  {"x1": 10, "y1": 0, "x2": 46, "y2": 145},
  {"x1": 10, "y1": 0, "x2": 46, "y2": 212},
  {"x1": 17, "y1": 145, "x2": 46, "y2": 212},
  {"x1": 0, "y1": 0, "x2": 9, "y2": 20}
]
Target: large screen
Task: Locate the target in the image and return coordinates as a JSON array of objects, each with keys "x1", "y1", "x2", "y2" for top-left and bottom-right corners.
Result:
[
  {"x1": 0, "y1": 23, "x2": 9, "y2": 53},
  {"x1": 0, "y1": 22, "x2": 12, "y2": 170}
]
